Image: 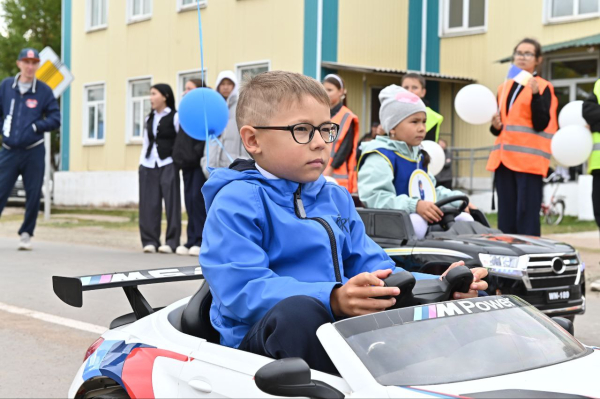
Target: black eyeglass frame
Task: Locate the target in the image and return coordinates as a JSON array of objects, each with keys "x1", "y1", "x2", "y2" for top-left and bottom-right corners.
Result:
[{"x1": 252, "y1": 122, "x2": 341, "y2": 144}]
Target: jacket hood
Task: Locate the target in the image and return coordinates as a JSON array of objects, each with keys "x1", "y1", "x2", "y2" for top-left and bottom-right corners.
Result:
[
  {"x1": 361, "y1": 135, "x2": 421, "y2": 160},
  {"x1": 215, "y1": 70, "x2": 238, "y2": 95},
  {"x1": 202, "y1": 159, "x2": 328, "y2": 213}
]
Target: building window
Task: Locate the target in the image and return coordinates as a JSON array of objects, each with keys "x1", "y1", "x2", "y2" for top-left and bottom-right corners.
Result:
[
  {"x1": 236, "y1": 61, "x2": 270, "y2": 85},
  {"x1": 546, "y1": 0, "x2": 600, "y2": 23},
  {"x1": 87, "y1": 0, "x2": 107, "y2": 31},
  {"x1": 177, "y1": 0, "x2": 207, "y2": 12},
  {"x1": 441, "y1": 0, "x2": 487, "y2": 37},
  {"x1": 83, "y1": 84, "x2": 106, "y2": 144},
  {"x1": 127, "y1": 0, "x2": 152, "y2": 23},
  {"x1": 177, "y1": 70, "x2": 207, "y2": 101},
  {"x1": 128, "y1": 78, "x2": 152, "y2": 142},
  {"x1": 547, "y1": 54, "x2": 599, "y2": 115}
]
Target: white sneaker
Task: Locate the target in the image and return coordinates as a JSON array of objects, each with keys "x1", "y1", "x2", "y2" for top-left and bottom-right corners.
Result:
[
  {"x1": 176, "y1": 246, "x2": 189, "y2": 255},
  {"x1": 18, "y1": 233, "x2": 32, "y2": 251},
  {"x1": 158, "y1": 245, "x2": 173, "y2": 254},
  {"x1": 143, "y1": 245, "x2": 156, "y2": 253},
  {"x1": 591, "y1": 279, "x2": 600, "y2": 292},
  {"x1": 188, "y1": 246, "x2": 201, "y2": 256}
]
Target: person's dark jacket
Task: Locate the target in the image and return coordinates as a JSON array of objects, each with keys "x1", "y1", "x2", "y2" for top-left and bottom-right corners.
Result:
[
  {"x1": 330, "y1": 102, "x2": 356, "y2": 169},
  {"x1": 0, "y1": 74, "x2": 60, "y2": 149},
  {"x1": 583, "y1": 87, "x2": 600, "y2": 134},
  {"x1": 490, "y1": 78, "x2": 553, "y2": 136},
  {"x1": 173, "y1": 128, "x2": 205, "y2": 169},
  {"x1": 435, "y1": 148, "x2": 453, "y2": 183}
]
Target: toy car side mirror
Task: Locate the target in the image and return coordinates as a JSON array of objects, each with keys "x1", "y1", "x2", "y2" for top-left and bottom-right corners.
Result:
[
  {"x1": 552, "y1": 317, "x2": 574, "y2": 336},
  {"x1": 255, "y1": 358, "x2": 344, "y2": 399}
]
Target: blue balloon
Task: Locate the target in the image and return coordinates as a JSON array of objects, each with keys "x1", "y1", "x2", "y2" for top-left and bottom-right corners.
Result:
[{"x1": 179, "y1": 88, "x2": 229, "y2": 140}]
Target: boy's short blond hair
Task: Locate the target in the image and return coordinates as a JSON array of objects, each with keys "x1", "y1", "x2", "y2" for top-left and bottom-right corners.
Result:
[{"x1": 236, "y1": 71, "x2": 330, "y2": 128}]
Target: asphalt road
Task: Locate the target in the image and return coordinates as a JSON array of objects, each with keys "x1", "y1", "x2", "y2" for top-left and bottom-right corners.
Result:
[{"x1": 0, "y1": 237, "x2": 599, "y2": 398}]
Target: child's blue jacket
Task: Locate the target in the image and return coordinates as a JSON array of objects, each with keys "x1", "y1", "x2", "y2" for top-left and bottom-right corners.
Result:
[{"x1": 199, "y1": 160, "x2": 436, "y2": 348}]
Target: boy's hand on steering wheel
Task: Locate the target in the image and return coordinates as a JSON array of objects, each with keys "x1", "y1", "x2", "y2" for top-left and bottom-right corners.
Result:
[
  {"x1": 440, "y1": 261, "x2": 488, "y2": 299},
  {"x1": 416, "y1": 200, "x2": 443, "y2": 223},
  {"x1": 330, "y1": 269, "x2": 399, "y2": 318}
]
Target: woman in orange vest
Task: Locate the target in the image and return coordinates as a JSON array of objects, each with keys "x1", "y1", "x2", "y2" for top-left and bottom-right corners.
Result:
[
  {"x1": 322, "y1": 74, "x2": 360, "y2": 193},
  {"x1": 486, "y1": 38, "x2": 558, "y2": 236}
]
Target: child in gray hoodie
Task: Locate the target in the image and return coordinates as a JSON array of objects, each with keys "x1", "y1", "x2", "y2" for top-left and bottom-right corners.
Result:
[{"x1": 357, "y1": 85, "x2": 476, "y2": 238}]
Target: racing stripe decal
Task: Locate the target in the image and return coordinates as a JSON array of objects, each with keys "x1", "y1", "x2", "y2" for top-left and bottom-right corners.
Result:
[
  {"x1": 402, "y1": 386, "x2": 470, "y2": 398},
  {"x1": 121, "y1": 348, "x2": 189, "y2": 399}
]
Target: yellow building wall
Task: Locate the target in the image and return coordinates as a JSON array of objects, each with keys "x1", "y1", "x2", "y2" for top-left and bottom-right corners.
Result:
[
  {"x1": 337, "y1": 0, "x2": 409, "y2": 70},
  {"x1": 70, "y1": 0, "x2": 304, "y2": 172},
  {"x1": 440, "y1": 0, "x2": 600, "y2": 177}
]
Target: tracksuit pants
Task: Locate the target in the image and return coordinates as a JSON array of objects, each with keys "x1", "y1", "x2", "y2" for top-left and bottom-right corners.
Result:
[
  {"x1": 238, "y1": 296, "x2": 337, "y2": 375},
  {"x1": 138, "y1": 163, "x2": 181, "y2": 251},
  {"x1": 495, "y1": 163, "x2": 543, "y2": 236},
  {"x1": 0, "y1": 145, "x2": 45, "y2": 236},
  {"x1": 182, "y1": 166, "x2": 206, "y2": 248}
]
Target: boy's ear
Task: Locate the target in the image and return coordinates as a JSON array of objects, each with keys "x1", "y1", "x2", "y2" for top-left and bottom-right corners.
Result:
[{"x1": 240, "y1": 125, "x2": 261, "y2": 157}]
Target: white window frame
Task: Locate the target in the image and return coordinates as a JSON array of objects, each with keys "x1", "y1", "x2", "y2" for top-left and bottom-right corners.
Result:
[
  {"x1": 126, "y1": 76, "x2": 153, "y2": 144},
  {"x1": 439, "y1": 0, "x2": 488, "y2": 38},
  {"x1": 82, "y1": 82, "x2": 107, "y2": 146},
  {"x1": 126, "y1": 0, "x2": 152, "y2": 24},
  {"x1": 177, "y1": 69, "x2": 208, "y2": 101},
  {"x1": 177, "y1": 0, "x2": 208, "y2": 13},
  {"x1": 85, "y1": 0, "x2": 108, "y2": 32},
  {"x1": 543, "y1": 0, "x2": 600, "y2": 24},
  {"x1": 235, "y1": 60, "x2": 272, "y2": 85},
  {"x1": 545, "y1": 52, "x2": 600, "y2": 93}
]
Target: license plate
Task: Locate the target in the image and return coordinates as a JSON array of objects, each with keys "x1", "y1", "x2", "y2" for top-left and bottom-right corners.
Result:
[
  {"x1": 547, "y1": 290, "x2": 570, "y2": 302},
  {"x1": 17, "y1": 190, "x2": 25, "y2": 197}
]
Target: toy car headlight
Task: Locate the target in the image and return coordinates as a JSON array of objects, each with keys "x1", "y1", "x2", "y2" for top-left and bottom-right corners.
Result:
[{"x1": 479, "y1": 254, "x2": 520, "y2": 269}]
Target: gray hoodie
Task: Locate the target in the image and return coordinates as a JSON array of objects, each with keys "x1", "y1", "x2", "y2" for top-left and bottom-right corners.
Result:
[{"x1": 201, "y1": 70, "x2": 249, "y2": 177}]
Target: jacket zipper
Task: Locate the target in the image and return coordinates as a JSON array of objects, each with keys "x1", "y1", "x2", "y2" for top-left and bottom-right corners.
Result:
[{"x1": 293, "y1": 184, "x2": 342, "y2": 283}]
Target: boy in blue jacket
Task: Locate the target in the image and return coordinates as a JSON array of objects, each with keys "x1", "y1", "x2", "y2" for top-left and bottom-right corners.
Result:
[{"x1": 199, "y1": 71, "x2": 488, "y2": 374}]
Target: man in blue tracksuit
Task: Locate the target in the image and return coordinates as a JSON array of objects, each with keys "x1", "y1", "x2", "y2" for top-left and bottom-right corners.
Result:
[{"x1": 0, "y1": 48, "x2": 61, "y2": 250}]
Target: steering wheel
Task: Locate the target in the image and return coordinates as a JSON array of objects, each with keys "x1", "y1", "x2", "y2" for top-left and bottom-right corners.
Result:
[{"x1": 429, "y1": 195, "x2": 470, "y2": 228}]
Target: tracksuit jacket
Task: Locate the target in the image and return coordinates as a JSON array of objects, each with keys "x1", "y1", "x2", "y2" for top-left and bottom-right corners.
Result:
[
  {"x1": 199, "y1": 159, "x2": 437, "y2": 348},
  {"x1": 0, "y1": 74, "x2": 60, "y2": 149}
]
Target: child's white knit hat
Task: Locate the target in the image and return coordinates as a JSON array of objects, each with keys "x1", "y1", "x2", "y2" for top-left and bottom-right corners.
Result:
[{"x1": 379, "y1": 85, "x2": 426, "y2": 133}]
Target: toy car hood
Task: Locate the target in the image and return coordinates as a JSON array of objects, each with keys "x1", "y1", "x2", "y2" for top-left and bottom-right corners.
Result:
[
  {"x1": 387, "y1": 348, "x2": 600, "y2": 398},
  {"x1": 428, "y1": 233, "x2": 575, "y2": 256}
]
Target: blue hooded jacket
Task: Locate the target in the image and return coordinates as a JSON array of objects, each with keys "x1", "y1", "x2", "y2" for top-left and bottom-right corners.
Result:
[{"x1": 200, "y1": 160, "x2": 437, "y2": 348}]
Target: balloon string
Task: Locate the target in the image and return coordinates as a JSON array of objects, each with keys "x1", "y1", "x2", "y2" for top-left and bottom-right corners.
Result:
[{"x1": 197, "y1": 0, "x2": 210, "y2": 173}]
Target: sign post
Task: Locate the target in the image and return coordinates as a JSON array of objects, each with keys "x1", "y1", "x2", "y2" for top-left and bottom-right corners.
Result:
[{"x1": 35, "y1": 47, "x2": 74, "y2": 221}]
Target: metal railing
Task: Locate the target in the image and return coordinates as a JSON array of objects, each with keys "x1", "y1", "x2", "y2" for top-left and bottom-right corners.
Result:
[{"x1": 448, "y1": 146, "x2": 494, "y2": 194}]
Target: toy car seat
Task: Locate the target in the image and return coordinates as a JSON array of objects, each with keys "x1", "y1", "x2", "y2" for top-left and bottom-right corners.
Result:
[{"x1": 181, "y1": 281, "x2": 221, "y2": 344}]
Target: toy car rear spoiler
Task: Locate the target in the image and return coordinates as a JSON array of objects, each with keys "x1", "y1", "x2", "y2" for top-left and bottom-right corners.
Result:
[{"x1": 53, "y1": 266, "x2": 204, "y2": 319}]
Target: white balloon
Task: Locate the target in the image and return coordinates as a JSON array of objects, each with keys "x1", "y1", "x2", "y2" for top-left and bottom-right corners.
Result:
[
  {"x1": 551, "y1": 125, "x2": 593, "y2": 167},
  {"x1": 454, "y1": 84, "x2": 498, "y2": 125},
  {"x1": 558, "y1": 100, "x2": 587, "y2": 128},
  {"x1": 421, "y1": 140, "x2": 446, "y2": 176}
]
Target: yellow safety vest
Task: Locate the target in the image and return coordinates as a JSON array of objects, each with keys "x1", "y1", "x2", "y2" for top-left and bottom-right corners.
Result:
[
  {"x1": 589, "y1": 79, "x2": 600, "y2": 173},
  {"x1": 425, "y1": 107, "x2": 444, "y2": 142}
]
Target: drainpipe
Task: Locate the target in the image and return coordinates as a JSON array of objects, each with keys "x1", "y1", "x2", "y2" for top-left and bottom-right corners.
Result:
[
  {"x1": 316, "y1": 0, "x2": 323, "y2": 81},
  {"x1": 420, "y1": 0, "x2": 427, "y2": 73},
  {"x1": 362, "y1": 74, "x2": 367, "y2": 131}
]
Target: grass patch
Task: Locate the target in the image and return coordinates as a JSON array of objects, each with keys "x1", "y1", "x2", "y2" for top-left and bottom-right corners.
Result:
[{"x1": 485, "y1": 213, "x2": 598, "y2": 235}]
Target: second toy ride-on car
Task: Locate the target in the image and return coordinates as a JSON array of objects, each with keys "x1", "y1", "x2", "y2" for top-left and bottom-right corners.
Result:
[{"x1": 356, "y1": 195, "x2": 586, "y2": 320}]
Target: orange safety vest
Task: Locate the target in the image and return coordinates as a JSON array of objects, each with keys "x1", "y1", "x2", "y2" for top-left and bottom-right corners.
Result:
[
  {"x1": 329, "y1": 105, "x2": 360, "y2": 193},
  {"x1": 486, "y1": 77, "x2": 558, "y2": 177}
]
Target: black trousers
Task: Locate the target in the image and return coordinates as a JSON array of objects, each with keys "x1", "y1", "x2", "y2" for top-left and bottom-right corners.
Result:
[
  {"x1": 238, "y1": 296, "x2": 337, "y2": 375},
  {"x1": 495, "y1": 163, "x2": 543, "y2": 236},
  {"x1": 138, "y1": 163, "x2": 181, "y2": 250},
  {"x1": 593, "y1": 171, "x2": 600, "y2": 229},
  {"x1": 182, "y1": 166, "x2": 206, "y2": 248},
  {"x1": 0, "y1": 145, "x2": 45, "y2": 236}
]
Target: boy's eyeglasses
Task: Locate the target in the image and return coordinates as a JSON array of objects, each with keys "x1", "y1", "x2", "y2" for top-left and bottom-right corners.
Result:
[
  {"x1": 253, "y1": 122, "x2": 340, "y2": 144},
  {"x1": 513, "y1": 52, "x2": 536, "y2": 59}
]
